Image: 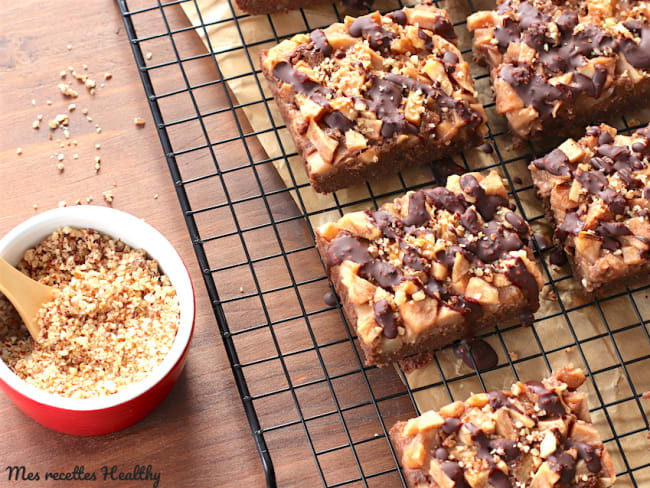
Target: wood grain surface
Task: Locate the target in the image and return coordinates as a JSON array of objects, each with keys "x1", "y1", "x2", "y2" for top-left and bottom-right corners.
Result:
[{"x1": 0, "y1": 1, "x2": 271, "y2": 486}]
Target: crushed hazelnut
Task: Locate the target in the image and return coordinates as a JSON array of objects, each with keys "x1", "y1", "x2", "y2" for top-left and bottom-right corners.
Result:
[
  {"x1": 102, "y1": 190, "x2": 114, "y2": 204},
  {"x1": 0, "y1": 228, "x2": 180, "y2": 399}
]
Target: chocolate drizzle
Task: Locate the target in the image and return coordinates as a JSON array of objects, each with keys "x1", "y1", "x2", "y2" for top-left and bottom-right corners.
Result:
[
  {"x1": 373, "y1": 299, "x2": 398, "y2": 338},
  {"x1": 557, "y1": 212, "x2": 585, "y2": 242},
  {"x1": 272, "y1": 62, "x2": 353, "y2": 132},
  {"x1": 359, "y1": 261, "x2": 403, "y2": 288},
  {"x1": 403, "y1": 191, "x2": 430, "y2": 227},
  {"x1": 434, "y1": 447, "x2": 449, "y2": 460},
  {"x1": 490, "y1": 438, "x2": 520, "y2": 460},
  {"x1": 466, "y1": 423, "x2": 493, "y2": 461},
  {"x1": 453, "y1": 338, "x2": 498, "y2": 370},
  {"x1": 366, "y1": 76, "x2": 417, "y2": 138},
  {"x1": 442, "y1": 417, "x2": 462, "y2": 435},
  {"x1": 488, "y1": 468, "x2": 511, "y2": 488},
  {"x1": 441, "y1": 461, "x2": 470, "y2": 488},
  {"x1": 327, "y1": 235, "x2": 371, "y2": 266},
  {"x1": 493, "y1": 1, "x2": 650, "y2": 118},
  {"x1": 401, "y1": 243, "x2": 428, "y2": 271},
  {"x1": 525, "y1": 380, "x2": 566, "y2": 418},
  {"x1": 467, "y1": 221, "x2": 524, "y2": 263},
  {"x1": 348, "y1": 16, "x2": 395, "y2": 52},
  {"x1": 547, "y1": 451, "x2": 577, "y2": 484},
  {"x1": 387, "y1": 10, "x2": 406, "y2": 26},
  {"x1": 310, "y1": 29, "x2": 332, "y2": 57},
  {"x1": 566, "y1": 440, "x2": 602, "y2": 473},
  {"x1": 575, "y1": 168, "x2": 626, "y2": 215},
  {"x1": 466, "y1": 423, "x2": 515, "y2": 487},
  {"x1": 499, "y1": 64, "x2": 565, "y2": 120},
  {"x1": 504, "y1": 258, "x2": 539, "y2": 307},
  {"x1": 621, "y1": 21, "x2": 650, "y2": 70},
  {"x1": 426, "y1": 186, "x2": 467, "y2": 215},
  {"x1": 431, "y1": 16, "x2": 457, "y2": 40},
  {"x1": 272, "y1": 62, "x2": 332, "y2": 105},
  {"x1": 326, "y1": 174, "x2": 537, "y2": 344},
  {"x1": 323, "y1": 291, "x2": 337, "y2": 306},
  {"x1": 460, "y1": 174, "x2": 508, "y2": 220},
  {"x1": 532, "y1": 149, "x2": 570, "y2": 177}
]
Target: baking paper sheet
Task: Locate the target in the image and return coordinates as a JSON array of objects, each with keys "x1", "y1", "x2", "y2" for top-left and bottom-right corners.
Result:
[{"x1": 181, "y1": 0, "x2": 650, "y2": 482}]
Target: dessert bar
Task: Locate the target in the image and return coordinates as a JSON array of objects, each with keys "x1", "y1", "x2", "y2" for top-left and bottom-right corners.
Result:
[
  {"x1": 468, "y1": 0, "x2": 650, "y2": 140},
  {"x1": 261, "y1": 5, "x2": 487, "y2": 193},
  {"x1": 530, "y1": 123, "x2": 650, "y2": 295},
  {"x1": 315, "y1": 170, "x2": 543, "y2": 365},
  {"x1": 235, "y1": 0, "x2": 373, "y2": 15},
  {"x1": 390, "y1": 367, "x2": 616, "y2": 488}
]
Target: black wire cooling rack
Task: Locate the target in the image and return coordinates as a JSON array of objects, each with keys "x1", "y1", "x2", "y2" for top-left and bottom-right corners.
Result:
[{"x1": 117, "y1": 0, "x2": 650, "y2": 486}]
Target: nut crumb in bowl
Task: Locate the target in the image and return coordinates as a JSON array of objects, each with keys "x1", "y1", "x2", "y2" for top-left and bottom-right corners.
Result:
[{"x1": 0, "y1": 227, "x2": 180, "y2": 399}]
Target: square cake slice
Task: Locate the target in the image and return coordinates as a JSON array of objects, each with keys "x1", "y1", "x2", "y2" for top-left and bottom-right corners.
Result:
[
  {"x1": 390, "y1": 367, "x2": 616, "y2": 488},
  {"x1": 530, "y1": 123, "x2": 650, "y2": 295},
  {"x1": 235, "y1": 0, "x2": 369, "y2": 15},
  {"x1": 260, "y1": 5, "x2": 487, "y2": 193},
  {"x1": 468, "y1": 0, "x2": 650, "y2": 140},
  {"x1": 315, "y1": 170, "x2": 543, "y2": 366}
]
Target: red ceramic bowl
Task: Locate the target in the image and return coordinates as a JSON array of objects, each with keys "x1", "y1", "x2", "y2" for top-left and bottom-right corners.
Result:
[{"x1": 0, "y1": 206, "x2": 195, "y2": 435}]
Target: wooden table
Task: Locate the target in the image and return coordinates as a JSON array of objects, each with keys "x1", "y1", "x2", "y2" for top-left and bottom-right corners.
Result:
[{"x1": 0, "y1": 1, "x2": 268, "y2": 486}]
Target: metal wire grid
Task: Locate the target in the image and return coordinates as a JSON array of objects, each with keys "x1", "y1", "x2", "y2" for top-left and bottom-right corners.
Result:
[{"x1": 117, "y1": 0, "x2": 650, "y2": 486}]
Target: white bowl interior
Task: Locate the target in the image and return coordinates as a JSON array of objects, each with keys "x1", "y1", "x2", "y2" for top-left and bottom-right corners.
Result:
[{"x1": 0, "y1": 206, "x2": 194, "y2": 411}]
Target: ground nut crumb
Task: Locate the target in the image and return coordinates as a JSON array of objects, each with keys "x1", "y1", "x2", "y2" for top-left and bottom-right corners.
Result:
[{"x1": 0, "y1": 228, "x2": 180, "y2": 399}]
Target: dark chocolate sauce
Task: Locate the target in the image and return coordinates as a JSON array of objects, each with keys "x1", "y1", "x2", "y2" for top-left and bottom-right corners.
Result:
[
  {"x1": 525, "y1": 381, "x2": 565, "y2": 417},
  {"x1": 348, "y1": 16, "x2": 395, "y2": 52},
  {"x1": 403, "y1": 191, "x2": 430, "y2": 227},
  {"x1": 557, "y1": 212, "x2": 585, "y2": 241},
  {"x1": 434, "y1": 447, "x2": 449, "y2": 460},
  {"x1": 272, "y1": 62, "x2": 332, "y2": 105},
  {"x1": 370, "y1": 209, "x2": 403, "y2": 239},
  {"x1": 442, "y1": 417, "x2": 462, "y2": 435},
  {"x1": 327, "y1": 235, "x2": 371, "y2": 266},
  {"x1": 453, "y1": 338, "x2": 498, "y2": 370},
  {"x1": 575, "y1": 168, "x2": 626, "y2": 215},
  {"x1": 466, "y1": 423, "x2": 493, "y2": 461},
  {"x1": 359, "y1": 261, "x2": 404, "y2": 288},
  {"x1": 366, "y1": 76, "x2": 416, "y2": 137},
  {"x1": 532, "y1": 149, "x2": 570, "y2": 177},
  {"x1": 401, "y1": 244, "x2": 428, "y2": 271},
  {"x1": 505, "y1": 211, "x2": 528, "y2": 237},
  {"x1": 431, "y1": 16, "x2": 457, "y2": 40},
  {"x1": 323, "y1": 291, "x2": 337, "y2": 307},
  {"x1": 504, "y1": 258, "x2": 539, "y2": 306},
  {"x1": 426, "y1": 186, "x2": 468, "y2": 215},
  {"x1": 547, "y1": 451, "x2": 577, "y2": 484},
  {"x1": 310, "y1": 29, "x2": 332, "y2": 57},
  {"x1": 566, "y1": 440, "x2": 602, "y2": 473},
  {"x1": 441, "y1": 461, "x2": 470, "y2": 488},
  {"x1": 387, "y1": 10, "x2": 406, "y2": 25},
  {"x1": 488, "y1": 468, "x2": 511, "y2": 488},
  {"x1": 490, "y1": 438, "x2": 520, "y2": 461},
  {"x1": 460, "y1": 173, "x2": 508, "y2": 220},
  {"x1": 373, "y1": 299, "x2": 398, "y2": 339}
]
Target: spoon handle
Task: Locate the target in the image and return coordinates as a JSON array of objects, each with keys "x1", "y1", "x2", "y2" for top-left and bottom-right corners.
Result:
[{"x1": 0, "y1": 257, "x2": 54, "y2": 339}]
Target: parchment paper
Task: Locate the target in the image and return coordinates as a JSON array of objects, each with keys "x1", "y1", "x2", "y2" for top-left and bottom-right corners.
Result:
[{"x1": 181, "y1": 1, "x2": 650, "y2": 482}]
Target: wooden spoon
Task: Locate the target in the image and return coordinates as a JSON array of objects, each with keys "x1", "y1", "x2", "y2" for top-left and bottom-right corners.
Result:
[{"x1": 0, "y1": 256, "x2": 56, "y2": 340}]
